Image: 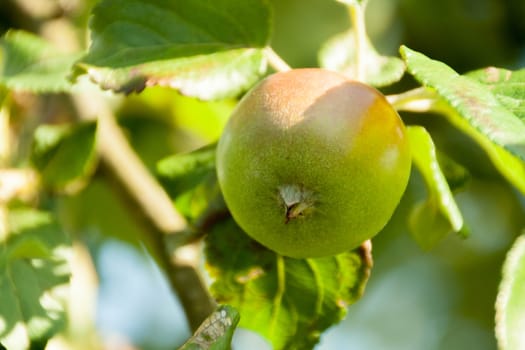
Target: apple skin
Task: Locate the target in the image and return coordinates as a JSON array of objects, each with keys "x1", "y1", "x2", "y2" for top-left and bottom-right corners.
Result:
[{"x1": 216, "y1": 68, "x2": 411, "y2": 258}]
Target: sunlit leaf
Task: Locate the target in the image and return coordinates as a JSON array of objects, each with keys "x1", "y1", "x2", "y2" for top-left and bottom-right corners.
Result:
[
  {"x1": 31, "y1": 122, "x2": 98, "y2": 191},
  {"x1": 205, "y1": 218, "x2": 372, "y2": 350},
  {"x1": 0, "y1": 30, "x2": 81, "y2": 93},
  {"x1": 407, "y1": 126, "x2": 464, "y2": 249},
  {"x1": 319, "y1": 30, "x2": 405, "y2": 87},
  {"x1": 179, "y1": 305, "x2": 240, "y2": 350},
  {"x1": 467, "y1": 67, "x2": 525, "y2": 121},
  {"x1": 400, "y1": 46, "x2": 525, "y2": 162},
  {"x1": 0, "y1": 208, "x2": 70, "y2": 350},
  {"x1": 170, "y1": 93, "x2": 235, "y2": 142},
  {"x1": 76, "y1": 0, "x2": 272, "y2": 99},
  {"x1": 496, "y1": 233, "x2": 525, "y2": 350}
]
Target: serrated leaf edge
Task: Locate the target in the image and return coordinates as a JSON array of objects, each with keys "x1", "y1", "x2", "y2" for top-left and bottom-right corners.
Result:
[{"x1": 400, "y1": 46, "x2": 525, "y2": 162}]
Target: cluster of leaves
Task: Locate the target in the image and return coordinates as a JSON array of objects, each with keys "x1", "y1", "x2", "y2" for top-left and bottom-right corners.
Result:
[{"x1": 0, "y1": 0, "x2": 525, "y2": 349}]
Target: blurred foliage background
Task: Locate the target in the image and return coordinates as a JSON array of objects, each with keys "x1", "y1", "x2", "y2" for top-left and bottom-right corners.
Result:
[{"x1": 1, "y1": 0, "x2": 525, "y2": 349}]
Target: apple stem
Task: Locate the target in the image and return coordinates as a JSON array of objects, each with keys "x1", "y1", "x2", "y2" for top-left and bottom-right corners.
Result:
[
  {"x1": 278, "y1": 184, "x2": 316, "y2": 223},
  {"x1": 265, "y1": 47, "x2": 292, "y2": 72},
  {"x1": 386, "y1": 87, "x2": 441, "y2": 112}
]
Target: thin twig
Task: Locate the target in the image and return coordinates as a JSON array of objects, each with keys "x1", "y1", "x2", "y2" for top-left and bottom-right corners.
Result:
[
  {"x1": 99, "y1": 162, "x2": 216, "y2": 332},
  {"x1": 265, "y1": 47, "x2": 292, "y2": 72},
  {"x1": 72, "y1": 89, "x2": 215, "y2": 331},
  {"x1": 73, "y1": 90, "x2": 187, "y2": 234}
]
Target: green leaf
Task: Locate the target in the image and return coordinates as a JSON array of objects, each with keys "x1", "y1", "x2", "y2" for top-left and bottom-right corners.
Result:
[
  {"x1": 434, "y1": 99, "x2": 525, "y2": 196},
  {"x1": 157, "y1": 143, "x2": 217, "y2": 197},
  {"x1": 467, "y1": 67, "x2": 525, "y2": 120},
  {"x1": 400, "y1": 46, "x2": 525, "y2": 162},
  {"x1": 0, "y1": 208, "x2": 70, "y2": 350},
  {"x1": 319, "y1": 30, "x2": 405, "y2": 87},
  {"x1": 0, "y1": 30, "x2": 81, "y2": 93},
  {"x1": 31, "y1": 122, "x2": 98, "y2": 191},
  {"x1": 179, "y1": 305, "x2": 240, "y2": 350},
  {"x1": 407, "y1": 126, "x2": 464, "y2": 249},
  {"x1": 157, "y1": 144, "x2": 227, "y2": 249},
  {"x1": 157, "y1": 143, "x2": 226, "y2": 230},
  {"x1": 76, "y1": 0, "x2": 272, "y2": 99},
  {"x1": 170, "y1": 93, "x2": 235, "y2": 142},
  {"x1": 435, "y1": 152, "x2": 470, "y2": 192},
  {"x1": 205, "y1": 218, "x2": 372, "y2": 350},
  {"x1": 496, "y1": 233, "x2": 525, "y2": 350},
  {"x1": 483, "y1": 144, "x2": 525, "y2": 196}
]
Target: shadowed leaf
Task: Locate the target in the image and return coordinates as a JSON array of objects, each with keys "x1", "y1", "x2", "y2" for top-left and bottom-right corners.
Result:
[
  {"x1": 407, "y1": 126, "x2": 465, "y2": 249},
  {"x1": 157, "y1": 143, "x2": 217, "y2": 198},
  {"x1": 31, "y1": 122, "x2": 98, "y2": 191},
  {"x1": 205, "y1": 218, "x2": 372, "y2": 350}
]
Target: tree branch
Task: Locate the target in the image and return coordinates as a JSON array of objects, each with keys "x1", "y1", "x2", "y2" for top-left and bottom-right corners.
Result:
[{"x1": 72, "y1": 89, "x2": 215, "y2": 331}]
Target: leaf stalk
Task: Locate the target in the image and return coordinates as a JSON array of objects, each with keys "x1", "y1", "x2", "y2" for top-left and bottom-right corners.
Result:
[
  {"x1": 386, "y1": 87, "x2": 442, "y2": 113},
  {"x1": 265, "y1": 47, "x2": 292, "y2": 72}
]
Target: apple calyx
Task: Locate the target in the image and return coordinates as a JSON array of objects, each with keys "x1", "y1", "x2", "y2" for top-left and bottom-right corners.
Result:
[{"x1": 278, "y1": 184, "x2": 316, "y2": 223}]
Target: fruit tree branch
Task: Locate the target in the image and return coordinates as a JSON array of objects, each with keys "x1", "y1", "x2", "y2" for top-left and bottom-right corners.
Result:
[{"x1": 72, "y1": 89, "x2": 215, "y2": 331}]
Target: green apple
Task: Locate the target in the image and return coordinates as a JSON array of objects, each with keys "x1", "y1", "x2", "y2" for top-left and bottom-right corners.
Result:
[{"x1": 216, "y1": 68, "x2": 411, "y2": 258}]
